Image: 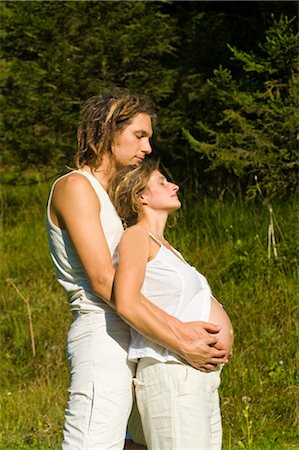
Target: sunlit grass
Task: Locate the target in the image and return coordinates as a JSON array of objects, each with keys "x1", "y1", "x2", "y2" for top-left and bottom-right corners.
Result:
[
  {"x1": 1, "y1": 180, "x2": 298, "y2": 449},
  {"x1": 168, "y1": 196, "x2": 298, "y2": 449}
]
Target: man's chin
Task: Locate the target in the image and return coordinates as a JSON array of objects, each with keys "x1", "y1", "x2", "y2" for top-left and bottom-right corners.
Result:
[
  {"x1": 116, "y1": 161, "x2": 138, "y2": 170},
  {"x1": 134, "y1": 157, "x2": 145, "y2": 165}
]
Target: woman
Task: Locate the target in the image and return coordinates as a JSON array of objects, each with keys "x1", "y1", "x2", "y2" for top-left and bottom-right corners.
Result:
[
  {"x1": 47, "y1": 93, "x2": 228, "y2": 450},
  {"x1": 109, "y1": 160, "x2": 234, "y2": 450}
]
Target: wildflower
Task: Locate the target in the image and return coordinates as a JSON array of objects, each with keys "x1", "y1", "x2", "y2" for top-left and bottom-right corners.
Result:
[{"x1": 242, "y1": 396, "x2": 252, "y2": 404}]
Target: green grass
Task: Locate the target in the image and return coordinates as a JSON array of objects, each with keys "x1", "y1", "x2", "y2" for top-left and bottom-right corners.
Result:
[{"x1": 1, "y1": 179, "x2": 298, "y2": 449}]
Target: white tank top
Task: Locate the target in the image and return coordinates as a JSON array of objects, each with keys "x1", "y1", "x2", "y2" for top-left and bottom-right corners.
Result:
[
  {"x1": 46, "y1": 169, "x2": 123, "y2": 313},
  {"x1": 126, "y1": 233, "x2": 212, "y2": 363}
]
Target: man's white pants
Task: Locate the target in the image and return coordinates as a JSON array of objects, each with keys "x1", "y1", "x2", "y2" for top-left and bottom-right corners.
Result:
[
  {"x1": 62, "y1": 311, "x2": 136, "y2": 450},
  {"x1": 132, "y1": 358, "x2": 222, "y2": 450}
]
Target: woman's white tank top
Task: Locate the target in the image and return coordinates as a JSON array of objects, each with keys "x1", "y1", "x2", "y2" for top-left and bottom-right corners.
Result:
[
  {"x1": 46, "y1": 169, "x2": 123, "y2": 313},
  {"x1": 127, "y1": 233, "x2": 212, "y2": 363}
]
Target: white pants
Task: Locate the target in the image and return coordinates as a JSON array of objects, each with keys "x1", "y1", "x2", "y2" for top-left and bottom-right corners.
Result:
[
  {"x1": 62, "y1": 311, "x2": 136, "y2": 450},
  {"x1": 133, "y1": 358, "x2": 222, "y2": 450}
]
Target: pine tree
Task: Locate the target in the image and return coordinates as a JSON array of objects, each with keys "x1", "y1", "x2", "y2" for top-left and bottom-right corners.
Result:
[
  {"x1": 1, "y1": 1, "x2": 177, "y2": 170},
  {"x1": 182, "y1": 16, "x2": 298, "y2": 198}
]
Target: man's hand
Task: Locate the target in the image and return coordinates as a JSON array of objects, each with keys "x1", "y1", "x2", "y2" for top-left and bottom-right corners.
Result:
[
  {"x1": 170, "y1": 320, "x2": 228, "y2": 371},
  {"x1": 183, "y1": 335, "x2": 228, "y2": 371},
  {"x1": 180, "y1": 320, "x2": 221, "y2": 340}
]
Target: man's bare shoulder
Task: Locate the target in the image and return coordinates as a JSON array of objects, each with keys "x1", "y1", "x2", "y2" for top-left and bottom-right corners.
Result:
[
  {"x1": 54, "y1": 171, "x2": 94, "y2": 195},
  {"x1": 51, "y1": 171, "x2": 100, "y2": 218}
]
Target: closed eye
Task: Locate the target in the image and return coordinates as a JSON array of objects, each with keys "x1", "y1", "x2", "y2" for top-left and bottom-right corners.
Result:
[{"x1": 135, "y1": 131, "x2": 151, "y2": 139}]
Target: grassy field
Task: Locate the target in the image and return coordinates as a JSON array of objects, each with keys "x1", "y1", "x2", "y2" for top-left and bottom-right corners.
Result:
[{"x1": 1, "y1": 177, "x2": 298, "y2": 449}]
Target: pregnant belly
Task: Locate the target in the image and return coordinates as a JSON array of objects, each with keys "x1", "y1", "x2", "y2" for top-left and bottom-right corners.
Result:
[{"x1": 209, "y1": 296, "x2": 234, "y2": 354}]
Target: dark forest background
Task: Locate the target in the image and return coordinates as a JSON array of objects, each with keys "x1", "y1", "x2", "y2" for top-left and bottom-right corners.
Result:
[{"x1": 1, "y1": 1, "x2": 298, "y2": 199}]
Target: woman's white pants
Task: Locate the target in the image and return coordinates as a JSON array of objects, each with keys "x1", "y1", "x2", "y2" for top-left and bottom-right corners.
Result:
[
  {"x1": 62, "y1": 311, "x2": 136, "y2": 450},
  {"x1": 132, "y1": 358, "x2": 222, "y2": 450}
]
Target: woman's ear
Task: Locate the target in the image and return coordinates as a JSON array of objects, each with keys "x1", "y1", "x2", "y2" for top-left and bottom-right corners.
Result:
[{"x1": 138, "y1": 194, "x2": 148, "y2": 206}]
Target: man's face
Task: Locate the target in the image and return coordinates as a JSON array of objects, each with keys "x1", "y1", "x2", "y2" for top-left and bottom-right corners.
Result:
[{"x1": 112, "y1": 113, "x2": 153, "y2": 167}]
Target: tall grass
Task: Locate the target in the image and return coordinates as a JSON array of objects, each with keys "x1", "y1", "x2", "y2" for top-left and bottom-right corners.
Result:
[
  {"x1": 169, "y1": 195, "x2": 298, "y2": 449},
  {"x1": 1, "y1": 180, "x2": 70, "y2": 449},
  {"x1": 1, "y1": 179, "x2": 298, "y2": 449}
]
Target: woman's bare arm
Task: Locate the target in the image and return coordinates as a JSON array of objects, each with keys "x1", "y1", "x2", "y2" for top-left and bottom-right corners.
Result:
[
  {"x1": 50, "y1": 177, "x2": 227, "y2": 370},
  {"x1": 112, "y1": 226, "x2": 228, "y2": 371}
]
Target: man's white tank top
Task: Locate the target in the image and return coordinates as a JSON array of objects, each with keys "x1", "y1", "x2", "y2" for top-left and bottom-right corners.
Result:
[
  {"x1": 46, "y1": 169, "x2": 123, "y2": 313},
  {"x1": 124, "y1": 233, "x2": 212, "y2": 363}
]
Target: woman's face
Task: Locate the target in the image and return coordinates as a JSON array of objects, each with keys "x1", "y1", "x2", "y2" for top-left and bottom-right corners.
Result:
[
  {"x1": 112, "y1": 113, "x2": 153, "y2": 167},
  {"x1": 140, "y1": 170, "x2": 181, "y2": 213}
]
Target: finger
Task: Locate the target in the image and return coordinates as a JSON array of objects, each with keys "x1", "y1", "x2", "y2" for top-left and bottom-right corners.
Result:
[
  {"x1": 213, "y1": 340, "x2": 227, "y2": 350},
  {"x1": 198, "y1": 364, "x2": 219, "y2": 372},
  {"x1": 200, "y1": 321, "x2": 221, "y2": 334},
  {"x1": 211, "y1": 355, "x2": 229, "y2": 366},
  {"x1": 203, "y1": 336, "x2": 219, "y2": 346},
  {"x1": 211, "y1": 347, "x2": 227, "y2": 357}
]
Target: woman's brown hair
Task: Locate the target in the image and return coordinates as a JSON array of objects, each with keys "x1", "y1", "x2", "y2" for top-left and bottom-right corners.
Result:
[{"x1": 109, "y1": 159, "x2": 159, "y2": 228}]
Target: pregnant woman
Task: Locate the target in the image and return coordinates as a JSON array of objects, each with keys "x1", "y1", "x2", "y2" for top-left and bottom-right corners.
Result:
[{"x1": 109, "y1": 160, "x2": 234, "y2": 450}]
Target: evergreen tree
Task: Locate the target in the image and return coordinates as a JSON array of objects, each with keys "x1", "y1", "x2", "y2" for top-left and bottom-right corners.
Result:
[
  {"x1": 1, "y1": 1, "x2": 177, "y2": 170},
  {"x1": 182, "y1": 16, "x2": 298, "y2": 198},
  {"x1": 1, "y1": 0, "x2": 297, "y2": 199}
]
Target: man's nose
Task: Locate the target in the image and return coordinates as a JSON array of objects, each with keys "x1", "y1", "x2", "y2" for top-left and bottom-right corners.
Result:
[{"x1": 142, "y1": 139, "x2": 152, "y2": 154}]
